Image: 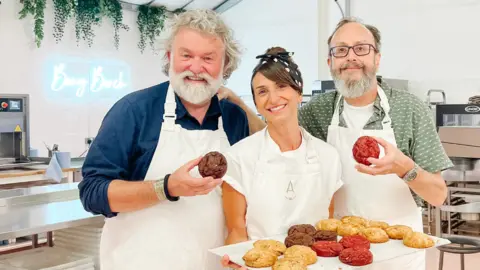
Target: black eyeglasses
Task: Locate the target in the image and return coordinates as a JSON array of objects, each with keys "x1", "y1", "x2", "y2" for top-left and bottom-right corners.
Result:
[{"x1": 329, "y1": 44, "x2": 377, "y2": 58}]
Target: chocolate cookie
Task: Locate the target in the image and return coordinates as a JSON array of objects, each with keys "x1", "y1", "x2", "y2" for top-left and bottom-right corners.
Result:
[
  {"x1": 198, "y1": 151, "x2": 227, "y2": 179},
  {"x1": 313, "y1": 230, "x2": 338, "y2": 242},
  {"x1": 284, "y1": 232, "x2": 314, "y2": 248},
  {"x1": 287, "y1": 224, "x2": 316, "y2": 236},
  {"x1": 352, "y1": 136, "x2": 380, "y2": 165}
]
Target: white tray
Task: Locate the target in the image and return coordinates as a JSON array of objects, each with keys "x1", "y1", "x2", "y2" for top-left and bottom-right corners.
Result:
[{"x1": 209, "y1": 234, "x2": 451, "y2": 269}]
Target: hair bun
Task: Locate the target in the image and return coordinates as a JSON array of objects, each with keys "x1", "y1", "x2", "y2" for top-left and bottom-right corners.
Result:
[{"x1": 265, "y1": 46, "x2": 287, "y2": 55}]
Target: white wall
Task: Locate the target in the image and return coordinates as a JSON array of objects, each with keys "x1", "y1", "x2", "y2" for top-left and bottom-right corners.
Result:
[
  {"x1": 0, "y1": 0, "x2": 166, "y2": 157},
  {"x1": 221, "y1": 0, "x2": 319, "y2": 112},
  {"x1": 351, "y1": 0, "x2": 480, "y2": 104}
]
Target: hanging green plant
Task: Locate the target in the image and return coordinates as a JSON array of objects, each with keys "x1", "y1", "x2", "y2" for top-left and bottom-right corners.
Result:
[
  {"x1": 53, "y1": 0, "x2": 74, "y2": 43},
  {"x1": 137, "y1": 5, "x2": 166, "y2": 54},
  {"x1": 75, "y1": 0, "x2": 102, "y2": 47},
  {"x1": 19, "y1": 0, "x2": 46, "y2": 48},
  {"x1": 101, "y1": 0, "x2": 129, "y2": 50}
]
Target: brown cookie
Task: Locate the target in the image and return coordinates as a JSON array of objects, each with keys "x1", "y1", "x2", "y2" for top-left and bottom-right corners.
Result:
[
  {"x1": 198, "y1": 151, "x2": 227, "y2": 179},
  {"x1": 284, "y1": 232, "x2": 314, "y2": 248},
  {"x1": 361, "y1": 227, "x2": 389, "y2": 243},
  {"x1": 313, "y1": 230, "x2": 338, "y2": 242},
  {"x1": 316, "y1": 218, "x2": 342, "y2": 232},
  {"x1": 242, "y1": 248, "x2": 277, "y2": 268},
  {"x1": 272, "y1": 258, "x2": 307, "y2": 270},
  {"x1": 287, "y1": 224, "x2": 316, "y2": 236},
  {"x1": 403, "y1": 232, "x2": 435, "y2": 249},
  {"x1": 253, "y1": 239, "x2": 287, "y2": 256},
  {"x1": 283, "y1": 245, "x2": 318, "y2": 266},
  {"x1": 385, "y1": 225, "x2": 413, "y2": 240}
]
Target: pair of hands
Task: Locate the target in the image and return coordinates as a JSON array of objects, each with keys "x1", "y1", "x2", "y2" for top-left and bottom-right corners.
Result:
[
  {"x1": 167, "y1": 156, "x2": 223, "y2": 197},
  {"x1": 355, "y1": 136, "x2": 415, "y2": 178}
]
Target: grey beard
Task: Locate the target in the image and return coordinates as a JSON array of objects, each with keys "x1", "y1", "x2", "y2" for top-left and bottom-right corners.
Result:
[{"x1": 333, "y1": 75, "x2": 373, "y2": 98}]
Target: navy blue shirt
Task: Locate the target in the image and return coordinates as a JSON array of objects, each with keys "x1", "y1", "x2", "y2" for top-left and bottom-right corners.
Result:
[{"x1": 79, "y1": 81, "x2": 249, "y2": 217}]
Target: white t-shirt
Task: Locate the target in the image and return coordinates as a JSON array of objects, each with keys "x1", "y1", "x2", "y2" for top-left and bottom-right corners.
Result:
[
  {"x1": 342, "y1": 99, "x2": 374, "y2": 129},
  {"x1": 222, "y1": 127, "x2": 343, "y2": 239}
]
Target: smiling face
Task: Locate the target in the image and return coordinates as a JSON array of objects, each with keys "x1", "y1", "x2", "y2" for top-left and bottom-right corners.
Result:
[
  {"x1": 252, "y1": 72, "x2": 302, "y2": 125},
  {"x1": 328, "y1": 22, "x2": 381, "y2": 98},
  {"x1": 168, "y1": 27, "x2": 225, "y2": 105}
]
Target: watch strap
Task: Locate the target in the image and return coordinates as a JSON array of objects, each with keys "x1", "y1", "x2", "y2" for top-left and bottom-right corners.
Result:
[
  {"x1": 402, "y1": 163, "x2": 419, "y2": 183},
  {"x1": 153, "y1": 178, "x2": 167, "y2": 201}
]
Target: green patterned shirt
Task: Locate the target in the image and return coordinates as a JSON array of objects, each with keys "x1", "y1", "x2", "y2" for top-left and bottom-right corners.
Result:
[{"x1": 298, "y1": 82, "x2": 453, "y2": 206}]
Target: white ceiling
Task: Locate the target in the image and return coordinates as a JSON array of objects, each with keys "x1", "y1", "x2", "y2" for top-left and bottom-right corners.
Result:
[{"x1": 122, "y1": 0, "x2": 227, "y2": 10}]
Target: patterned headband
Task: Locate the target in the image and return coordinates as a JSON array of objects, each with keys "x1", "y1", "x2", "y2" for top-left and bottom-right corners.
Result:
[{"x1": 252, "y1": 51, "x2": 303, "y2": 88}]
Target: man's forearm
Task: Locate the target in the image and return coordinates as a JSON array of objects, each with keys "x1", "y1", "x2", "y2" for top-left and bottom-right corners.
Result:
[
  {"x1": 406, "y1": 169, "x2": 447, "y2": 207},
  {"x1": 228, "y1": 96, "x2": 266, "y2": 135},
  {"x1": 225, "y1": 228, "x2": 248, "y2": 245},
  {"x1": 108, "y1": 180, "x2": 162, "y2": 213}
]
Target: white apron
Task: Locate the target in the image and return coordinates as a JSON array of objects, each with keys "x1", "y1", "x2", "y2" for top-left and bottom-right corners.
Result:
[
  {"x1": 246, "y1": 128, "x2": 333, "y2": 239},
  {"x1": 99, "y1": 85, "x2": 230, "y2": 270},
  {"x1": 327, "y1": 87, "x2": 425, "y2": 270}
]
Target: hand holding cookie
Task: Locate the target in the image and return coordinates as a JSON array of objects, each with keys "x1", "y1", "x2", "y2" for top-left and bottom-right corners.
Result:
[
  {"x1": 167, "y1": 156, "x2": 223, "y2": 197},
  {"x1": 355, "y1": 136, "x2": 415, "y2": 178}
]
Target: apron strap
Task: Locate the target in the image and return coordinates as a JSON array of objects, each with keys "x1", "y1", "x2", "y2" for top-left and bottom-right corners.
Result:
[
  {"x1": 330, "y1": 86, "x2": 393, "y2": 129},
  {"x1": 377, "y1": 86, "x2": 393, "y2": 129},
  {"x1": 163, "y1": 85, "x2": 178, "y2": 131}
]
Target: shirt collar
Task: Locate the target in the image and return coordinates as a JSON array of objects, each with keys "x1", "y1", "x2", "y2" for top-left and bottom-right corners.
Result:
[
  {"x1": 174, "y1": 93, "x2": 222, "y2": 120},
  {"x1": 338, "y1": 83, "x2": 389, "y2": 127}
]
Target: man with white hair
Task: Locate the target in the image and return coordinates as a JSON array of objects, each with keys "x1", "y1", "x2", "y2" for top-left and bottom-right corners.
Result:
[{"x1": 79, "y1": 9, "x2": 248, "y2": 270}]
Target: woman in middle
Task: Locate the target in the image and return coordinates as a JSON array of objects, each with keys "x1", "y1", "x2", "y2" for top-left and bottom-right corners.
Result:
[{"x1": 220, "y1": 47, "x2": 344, "y2": 267}]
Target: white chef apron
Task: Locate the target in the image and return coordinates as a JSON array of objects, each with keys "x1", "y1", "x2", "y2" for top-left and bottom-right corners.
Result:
[
  {"x1": 99, "y1": 85, "x2": 230, "y2": 270},
  {"x1": 327, "y1": 87, "x2": 425, "y2": 270},
  {"x1": 246, "y1": 128, "x2": 333, "y2": 239}
]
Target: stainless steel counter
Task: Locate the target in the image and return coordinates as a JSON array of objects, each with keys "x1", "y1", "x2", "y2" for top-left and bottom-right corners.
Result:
[
  {"x1": 0, "y1": 199, "x2": 103, "y2": 240},
  {"x1": 0, "y1": 183, "x2": 79, "y2": 200}
]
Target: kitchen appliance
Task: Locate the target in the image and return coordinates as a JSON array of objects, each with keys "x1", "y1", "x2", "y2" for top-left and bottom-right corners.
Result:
[
  {"x1": 436, "y1": 103, "x2": 480, "y2": 129},
  {"x1": 0, "y1": 94, "x2": 42, "y2": 170},
  {"x1": 433, "y1": 103, "x2": 480, "y2": 240}
]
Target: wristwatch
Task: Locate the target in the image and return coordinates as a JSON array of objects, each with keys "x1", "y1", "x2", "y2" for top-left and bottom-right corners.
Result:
[{"x1": 402, "y1": 163, "x2": 420, "y2": 183}]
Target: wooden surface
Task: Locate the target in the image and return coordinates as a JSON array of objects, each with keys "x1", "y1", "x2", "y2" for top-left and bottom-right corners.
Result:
[{"x1": 0, "y1": 167, "x2": 79, "y2": 179}]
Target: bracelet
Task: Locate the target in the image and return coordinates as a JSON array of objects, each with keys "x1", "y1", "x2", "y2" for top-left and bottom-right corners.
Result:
[{"x1": 164, "y1": 174, "x2": 179, "y2": 202}]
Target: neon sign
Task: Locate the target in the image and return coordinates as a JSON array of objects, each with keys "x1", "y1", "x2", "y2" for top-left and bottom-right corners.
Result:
[{"x1": 45, "y1": 57, "x2": 131, "y2": 100}]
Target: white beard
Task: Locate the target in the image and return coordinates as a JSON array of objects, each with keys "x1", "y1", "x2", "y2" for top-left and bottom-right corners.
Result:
[{"x1": 169, "y1": 63, "x2": 223, "y2": 105}]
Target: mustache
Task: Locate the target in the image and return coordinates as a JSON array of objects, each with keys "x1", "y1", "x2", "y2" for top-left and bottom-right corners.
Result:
[
  {"x1": 177, "y1": 70, "x2": 214, "y2": 82},
  {"x1": 340, "y1": 61, "x2": 364, "y2": 71}
]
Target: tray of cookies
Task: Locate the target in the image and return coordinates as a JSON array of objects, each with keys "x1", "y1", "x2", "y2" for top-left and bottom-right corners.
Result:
[{"x1": 209, "y1": 216, "x2": 451, "y2": 269}]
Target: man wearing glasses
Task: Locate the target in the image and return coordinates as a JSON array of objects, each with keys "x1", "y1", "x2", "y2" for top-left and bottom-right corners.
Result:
[
  {"x1": 299, "y1": 18, "x2": 452, "y2": 270},
  {"x1": 219, "y1": 18, "x2": 451, "y2": 270}
]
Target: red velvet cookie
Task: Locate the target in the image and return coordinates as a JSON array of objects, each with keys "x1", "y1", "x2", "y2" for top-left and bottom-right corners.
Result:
[
  {"x1": 311, "y1": 241, "x2": 344, "y2": 257},
  {"x1": 339, "y1": 235, "x2": 371, "y2": 250},
  {"x1": 339, "y1": 247, "x2": 373, "y2": 266},
  {"x1": 352, "y1": 136, "x2": 380, "y2": 165}
]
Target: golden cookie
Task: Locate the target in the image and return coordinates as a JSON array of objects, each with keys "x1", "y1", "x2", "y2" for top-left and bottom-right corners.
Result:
[
  {"x1": 361, "y1": 227, "x2": 389, "y2": 243},
  {"x1": 242, "y1": 248, "x2": 277, "y2": 268},
  {"x1": 316, "y1": 218, "x2": 342, "y2": 232},
  {"x1": 284, "y1": 245, "x2": 318, "y2": 266},
  {"x1": 337, "y1": 223, "x2": 363, "y2": 237},
  {"x1": 385, "y1": 225, "x2": 413, "y2": 240},
  {"x1": 272, "y1": 257, "x2": 307, "y2": 270},
  {"x1": 367, "y1": 220, "x2": 389, "y2": 230},
  {"x1": 403, "y1": 232, "x2": 435, "y2": 249},
  {"x1": 341, "y1": 216, "x2": 368, "y2": 227},
  {"x1": 253, "y1": 239, "x2": 287, "y2": 256}
]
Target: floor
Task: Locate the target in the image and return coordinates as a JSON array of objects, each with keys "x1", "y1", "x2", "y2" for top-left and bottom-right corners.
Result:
[{"x1": 426, "y1": 248, "x2": 480, "y2": 270}]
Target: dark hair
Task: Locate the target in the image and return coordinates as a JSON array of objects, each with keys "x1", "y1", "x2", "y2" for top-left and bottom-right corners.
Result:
[
  {"x1": 327, "y1": 17, "x2": 382, "y2": 53},
  {"x1": 250, "y1": 46, "x2": 303, "y2": 98}
]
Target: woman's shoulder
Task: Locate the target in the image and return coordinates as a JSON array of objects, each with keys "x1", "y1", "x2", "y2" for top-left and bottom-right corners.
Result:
[{"x1": 227, "y1": 127, "x2": 266, "y2": 158}]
